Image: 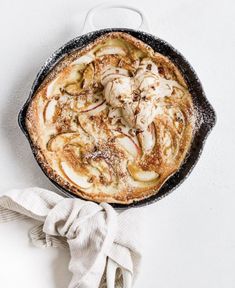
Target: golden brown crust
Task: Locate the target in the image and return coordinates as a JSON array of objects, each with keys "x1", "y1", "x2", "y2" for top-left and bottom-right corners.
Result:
[{"x1": 26, "y1": 32, "x2": 195, "y2": 204}]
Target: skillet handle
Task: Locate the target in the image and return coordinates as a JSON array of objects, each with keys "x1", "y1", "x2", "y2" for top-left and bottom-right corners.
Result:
[{"x1": 81, "y1": 2, "x2": 150, "y2": 34}]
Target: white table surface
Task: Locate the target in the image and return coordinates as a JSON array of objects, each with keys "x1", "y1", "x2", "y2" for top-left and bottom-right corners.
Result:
[{"x1": 0, "y1": 0, "x2": 234, "y2": 287}]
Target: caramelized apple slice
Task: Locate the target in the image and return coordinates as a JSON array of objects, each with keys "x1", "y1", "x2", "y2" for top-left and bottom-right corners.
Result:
[
  {"x1": 47, "y1": 67, "x2": 82, "y2": 97},
  {"x1": 96, "y1": 46, "x2": 127, "y2": 57},
  {"x1": 44, "y1": 99, "x2": 57, "y2": 123},
  {"x1": 82, "y1": 100, "x2": 106, "y2": 114},
  {"x1": 127, "y1": 162, "x2": 159, "y2": 182},
  {"x1": 82, "y1": 63, "x2": 94, "y2": 88},
  {"x1": 47, "y1": 133, "x2": 79, "y2": 151},
  {"x1": 60, "y1": 162, "x2": 92, "y2": 189},
  {"x1": 72, "y1": 53, "x2": 95, "y2": 65},
  {"x1": 138, "y1": 123, "x2": 156, "y2": 154},
  {"x1": 115, "y1": 133, "x2": 141, "y2": 158},
  {"x1": 166, "y1": 106, "x2": 185, "y2": 135},
  {"x1": 64, "y1": 82, "x2": 83, "y2": 96},
  {"x1": 47, "y1": 78, "x2": 59, "y2": 97},
  {"x1": 162, "y1": 130, "x2": 176, "y2": 159}
]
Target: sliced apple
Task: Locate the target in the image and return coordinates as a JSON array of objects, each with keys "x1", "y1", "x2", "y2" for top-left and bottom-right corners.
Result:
[
  {"x1": 138, "y1": 123, "x2": 156, "y2": 154},
  {"x1": 47, "y1": 133, "x2": 79, "y2": 151},
  {"x1": 60, "y1": 162, "x2": 92, "y2": 189},
  {"x1": 47, "y1": 66, "x2": 82, "y2": 97},
  {"x1": 47, "y1": 78, "x2": 59, "y2": 97},
  {"x1": 82, "y1": 100, "x2": 106, "y2": 114},
  {"x1": 127, "y1": 162, "x2": 159, "y2": 182},
  {"x1": 64, "y1": 82, "x2": 83, "y2": 96},
  {"x1": 115, "y1": 132, "x2": 141, "y2": 158},
  {"x1": 44, "y1": 99, "x2": 57, "y2": 123},
  {"x1": 162, "y1": 130, "x2": 172, "y2": 147},
  {"x1": 167, "y1": 106, "x2": 185, "y2": 134},
  {"x1": 66, "y1": 66, "x2": 82, "y2": 83},
  {"x1": 82, "y1": 63, "x2": 94, "y2": 88},
  {"x1": 162, "y1": 129, "x2": 178, "y2": 160},
  {"x1": 96, "y1": 46, "x2": 127, "y2": 57},
  {"x1": 72, "y1": 53, "x2": 95, "y2": 66}
]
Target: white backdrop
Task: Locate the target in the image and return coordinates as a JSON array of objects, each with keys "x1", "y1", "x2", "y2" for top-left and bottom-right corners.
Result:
[{"x1": 0, "y1": 0, "x2": 234, "y2": 287}]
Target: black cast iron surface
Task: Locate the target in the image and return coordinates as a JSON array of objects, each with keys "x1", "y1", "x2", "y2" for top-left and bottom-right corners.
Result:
[{"x1": 18, "y1": 28, "x2": 216, "y2": 208}]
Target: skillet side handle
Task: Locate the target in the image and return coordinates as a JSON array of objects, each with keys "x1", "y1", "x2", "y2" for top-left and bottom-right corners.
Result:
[{"x1": 81, "y1": 2, "x2": 150, "y2": 34}]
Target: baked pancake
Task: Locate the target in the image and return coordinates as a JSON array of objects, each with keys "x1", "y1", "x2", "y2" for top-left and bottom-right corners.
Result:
[{"x1": 26, "y1": 32, "x2": 195, "y2": 204}]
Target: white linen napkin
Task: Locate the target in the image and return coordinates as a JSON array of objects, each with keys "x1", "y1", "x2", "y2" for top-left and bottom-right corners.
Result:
[{"x1": 0, "y1": 187, "x2": 146, "y2": 288}]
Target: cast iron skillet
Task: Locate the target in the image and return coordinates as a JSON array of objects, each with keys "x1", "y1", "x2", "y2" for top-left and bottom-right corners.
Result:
[{"x1": 18, "y1": 5, "x2": 216, "y2": 208}]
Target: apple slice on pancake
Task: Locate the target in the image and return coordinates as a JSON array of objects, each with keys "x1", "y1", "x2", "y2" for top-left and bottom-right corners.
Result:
[
  {"x1": 127, "y1": 162, "x2": 159, "y2": 182},
  {"x1": 137, "y1": 123, "x2": 156, "y2": 154},
  {"x1": 60, "y1": 162, "x2": 93, "y2": 189},
  {"x1": 114, "y1": 130, "x2": 141, "y2": 158}
]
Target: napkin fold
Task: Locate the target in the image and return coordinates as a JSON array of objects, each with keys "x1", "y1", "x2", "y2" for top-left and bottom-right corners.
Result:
[{"x1": 0, "y1": 187, "x2": 146, "y2": 288}]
